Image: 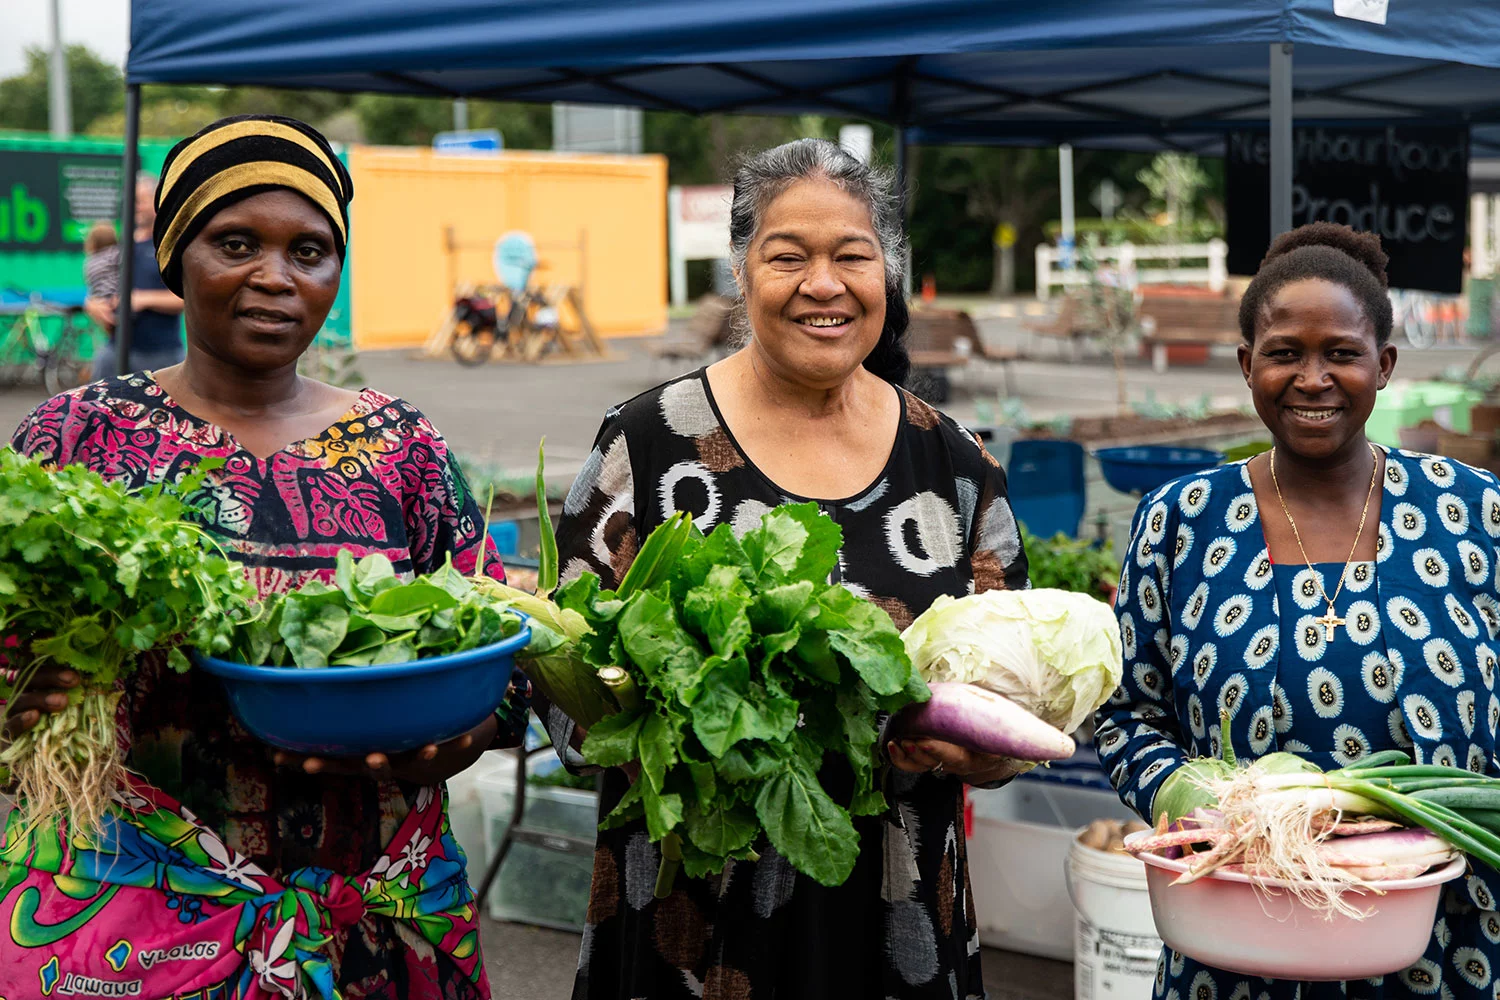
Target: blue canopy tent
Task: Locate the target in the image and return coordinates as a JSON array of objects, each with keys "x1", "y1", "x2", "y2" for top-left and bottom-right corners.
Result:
[{"x1": 116, "y1": 0, "x2": 1500, "y2": 368}]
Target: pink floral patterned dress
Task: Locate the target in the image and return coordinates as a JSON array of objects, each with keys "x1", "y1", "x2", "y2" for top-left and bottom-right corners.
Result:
[{"x1": 3, "y1": 373, "x2": 528, "y2": 999}]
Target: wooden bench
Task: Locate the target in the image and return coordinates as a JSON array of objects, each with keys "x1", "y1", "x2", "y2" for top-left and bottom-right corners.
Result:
[
  {"x1": 649, "y1": 294, "x2": 736, "y2": 368},
  {"x1": 1022, "y1": 294, "x2": 1098, "y2": 357},
  {"x1": 906, "y1": 307, "x2": 1019, "y2": 401},
  {"x1": 1137, "y1": 291, "x2": 1242, "y2": 373}
]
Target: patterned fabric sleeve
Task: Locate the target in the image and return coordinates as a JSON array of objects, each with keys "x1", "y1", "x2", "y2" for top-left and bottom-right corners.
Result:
[
  {"x1": 556, "y1": 409, "x2": 637, "y2": 590},
  {"x1": 404, "y1": 438, "x2": 505, "y2": 584},
  {"x1": 546, "y1": 412, "x2": 637, "y2": 769},
  {"x1": 967, "y1": 431, "x2": 1029, "y2": 593},
  {"x1": 9, "y1": 390, "x2": 86, "y2": 465},
  {"x1": 395, "y1": 413, "x2": 530, "y2": 748},
  {"x1": 1095, "y1": 497, "x2": 1190, "y2": 822}
]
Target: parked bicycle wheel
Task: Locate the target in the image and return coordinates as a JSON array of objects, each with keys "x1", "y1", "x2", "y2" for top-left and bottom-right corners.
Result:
[
  {"x1": 450, "y1": 295, "x2": 501, "y2": 366},
  {"x1": 1402, "y1": 310, "x2": 1436, "y2": 350}
]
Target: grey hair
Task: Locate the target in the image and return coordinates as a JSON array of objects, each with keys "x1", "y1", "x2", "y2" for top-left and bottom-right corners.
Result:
[
  {"x1": 728, "y1": 138, "x2": 906, "y2": 291},
  {"x1": 727, "y1": 138, "x2": 912, "y2": 385}
]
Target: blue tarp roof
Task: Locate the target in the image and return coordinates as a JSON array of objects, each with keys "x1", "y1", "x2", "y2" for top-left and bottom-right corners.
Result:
[{"x1": 127, "y1": 0, "x2": 1500, "y2": 152}]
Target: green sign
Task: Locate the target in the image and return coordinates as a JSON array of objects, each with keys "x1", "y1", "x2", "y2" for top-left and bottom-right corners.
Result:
[{"x1": 0, "y1": 150, "x2": 123, "y2": 251}]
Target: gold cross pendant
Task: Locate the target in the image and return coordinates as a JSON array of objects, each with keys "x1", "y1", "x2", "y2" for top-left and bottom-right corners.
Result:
[{"x1": 1316, "y1": 613, "x2": 1346, "y2": 641}]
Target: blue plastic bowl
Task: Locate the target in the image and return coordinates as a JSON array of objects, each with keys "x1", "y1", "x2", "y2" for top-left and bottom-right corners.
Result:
[
  {"x1": 1095, "y1": 446, "x2": 1224, "y2": 496},
  {"x1": 193, "y1": 623, "x2": 531, "y2": 756}
]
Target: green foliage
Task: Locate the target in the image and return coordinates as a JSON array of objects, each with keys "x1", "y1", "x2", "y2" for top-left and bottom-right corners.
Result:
[
  {"x1": 225, "y1": 550, "x2": 525, "y2": 667},
  {"x1": 0, "y1": 46, "x2": 125, "y2": 135},
  {"x1": 352, "y1": 95, "x2": 552, "y2": 148},
  {"x1": 1018, "y1": 525, "x2": 1120, "y2": 597},
  {"x1": 560, "y1": 503, "x2": 926, "y2": 887},
  {"x1": 1223, "y1": 440, "x2": 1273, "y2": 462},
  {"x1": 0, "y1": 447, "x2": 256, "y2": 687}
]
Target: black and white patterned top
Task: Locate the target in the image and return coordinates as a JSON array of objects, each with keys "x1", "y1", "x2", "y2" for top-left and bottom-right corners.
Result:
[{"x1": 556, "y1": 369, "x2": 1028, "y2": 1000}]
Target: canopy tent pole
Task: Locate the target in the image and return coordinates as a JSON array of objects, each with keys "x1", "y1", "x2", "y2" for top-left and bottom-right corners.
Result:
[
  {"x1": 115, "y1": 83, "x2": 141, "y2": 377},
  {"x1": 1269, "y1": 42, "x2": 1294, "y2": 240}
]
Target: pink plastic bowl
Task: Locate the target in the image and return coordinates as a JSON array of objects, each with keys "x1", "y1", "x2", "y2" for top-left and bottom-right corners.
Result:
[{"x1": 1124, "y1": 830, "x2": 1466, "y2": 981}]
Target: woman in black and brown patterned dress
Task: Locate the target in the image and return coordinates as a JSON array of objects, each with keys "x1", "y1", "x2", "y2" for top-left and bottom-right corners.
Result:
[{"x1": 552, "y1": 139, "x2": 1029, "y2": 1000}]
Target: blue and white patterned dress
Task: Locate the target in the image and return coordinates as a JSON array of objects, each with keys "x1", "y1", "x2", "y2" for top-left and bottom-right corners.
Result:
[{"x1": 1097, "y1": 447, "x2": 1500, "y2": 999}]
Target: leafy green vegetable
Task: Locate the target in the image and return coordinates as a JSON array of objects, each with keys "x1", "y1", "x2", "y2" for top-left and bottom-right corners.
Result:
[
  {"x1": 225, "y1": 549, "x2": 524, "y2": 668},
  {"x1": 1018, "y1": 525, "x2": 1119, "y2": 596},
  {"x1": 0, "y1": 446, "x2": 257, "y2": 840},
  {"x1": 566, "y1": 503, "x2": 928, "y2": 888}
]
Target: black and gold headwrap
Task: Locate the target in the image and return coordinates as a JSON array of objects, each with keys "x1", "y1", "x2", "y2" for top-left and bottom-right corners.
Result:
[{"x1": 152, "y1": 114, "x2": 353, "y2": 296}]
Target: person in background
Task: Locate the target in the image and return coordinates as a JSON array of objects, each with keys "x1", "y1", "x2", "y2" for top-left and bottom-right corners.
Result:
[
  {"x1": 81, "y1": 221, "x2": 121, "y2": 327},
  {"x1": 85, "y1": 172, "x2": 187, "y2": 376}
]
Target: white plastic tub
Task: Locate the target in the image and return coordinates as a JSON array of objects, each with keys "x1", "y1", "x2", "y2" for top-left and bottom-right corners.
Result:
[{"x1": 967, "y1": 778, "x2": 1139, "y2": 961}]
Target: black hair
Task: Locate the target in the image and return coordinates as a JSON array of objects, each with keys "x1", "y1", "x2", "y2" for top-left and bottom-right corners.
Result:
[
  {"x1": 729, "y1": 138, "x2": 911, "y2": 385},
  {"x1": 1238, "y1": 222, "x2": 1393, "y2": 345}
]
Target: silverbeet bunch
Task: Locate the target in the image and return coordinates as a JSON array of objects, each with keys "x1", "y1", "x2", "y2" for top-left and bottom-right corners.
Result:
[
  {"x1": 0, "y1": 447, "x2": 256, "y2": 841},
  {"x1": 558, "y1": 504, "x2": 929, "y2": 891}
]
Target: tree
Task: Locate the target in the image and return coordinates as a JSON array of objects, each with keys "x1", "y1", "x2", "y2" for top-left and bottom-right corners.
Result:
[
  {"x1": 1136, "y1": 152, "x2": 1210, "y2": 246},
  {"x1": 0, "y1": 45, "x2": 123, "y2": 134}
]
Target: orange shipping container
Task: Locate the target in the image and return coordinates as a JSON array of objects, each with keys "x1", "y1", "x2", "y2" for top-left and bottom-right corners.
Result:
[{"x1": 346, "y1": 146, "x2": 668, "y2": 350}]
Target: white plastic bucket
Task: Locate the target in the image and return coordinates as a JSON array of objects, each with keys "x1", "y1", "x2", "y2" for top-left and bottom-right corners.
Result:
[{"x1": 1068, "y1": 838, "x2": 1162, "y2": 1000}]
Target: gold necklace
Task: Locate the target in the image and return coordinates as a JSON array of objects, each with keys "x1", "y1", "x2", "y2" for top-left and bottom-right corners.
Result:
[{"x1": 1268, "y1": 443, "x2": 1381, "y2": 641}]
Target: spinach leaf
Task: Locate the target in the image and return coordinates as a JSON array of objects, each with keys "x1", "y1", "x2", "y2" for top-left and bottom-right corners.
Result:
[
  {"x1": 280, "y1": 596, "x2": 351, "y2": 668},
  {"x1": 753, "y1": 758, "x2": 859, "y2": 888},
  {"x1": 580, "y1": 710, "x2": 646, "y2": 767}
]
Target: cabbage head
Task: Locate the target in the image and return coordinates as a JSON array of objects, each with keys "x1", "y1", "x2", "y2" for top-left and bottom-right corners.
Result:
[{"x1": 901, "y1": 588, "x2": 1123, "y2": 735}]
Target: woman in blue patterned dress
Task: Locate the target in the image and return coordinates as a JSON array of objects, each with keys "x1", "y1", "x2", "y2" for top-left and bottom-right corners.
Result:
[{"x1": 1098, "y1": 222, "x2": 1500, "y2": 998}]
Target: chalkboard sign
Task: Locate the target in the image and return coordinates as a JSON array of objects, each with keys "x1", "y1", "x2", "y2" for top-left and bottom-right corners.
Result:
[
  {"x1": 1226, "y1": 127, "x2": 1469, "y2": 293},
  {"x1": 0, "y1": 150, "x2": 122, "y2": 252}
]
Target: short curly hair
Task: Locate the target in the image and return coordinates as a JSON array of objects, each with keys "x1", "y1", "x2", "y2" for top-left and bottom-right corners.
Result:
[{"x1": 1237, "y1": 222, "x2": 1393, "y2": 346}]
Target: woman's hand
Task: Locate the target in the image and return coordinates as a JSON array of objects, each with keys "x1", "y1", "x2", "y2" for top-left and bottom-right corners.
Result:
[
  {"x1": 271, "y1": 714, "x2": 498, "y2": 785},
  {"x1": 888, "y1": 738, "x2": 1029, "y2": 787},
  {"x1": 3, "y1": 666, "x2": 80, "y2": 740}
]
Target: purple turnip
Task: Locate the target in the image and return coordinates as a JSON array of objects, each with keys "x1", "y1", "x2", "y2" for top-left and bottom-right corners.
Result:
[{"x1": 888, "y1": 682, "x2": 1076, "y2": 762}]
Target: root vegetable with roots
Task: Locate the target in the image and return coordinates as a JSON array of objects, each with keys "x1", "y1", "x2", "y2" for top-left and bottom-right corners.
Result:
[
  {"x1": 2, "y1": 685, "x2": 125, "y2": 843},
  {"x1": 0, "y1": 449, "x2": 256, "y2": 844},
  {"x1": 1124, "y1": 721, "x2": 1500, "y2": 919}
]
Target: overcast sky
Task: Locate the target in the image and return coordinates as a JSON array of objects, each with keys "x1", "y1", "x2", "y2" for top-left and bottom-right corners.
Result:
[{"x1": 0, "y1": 0, "x2": 129, "y2": 79}]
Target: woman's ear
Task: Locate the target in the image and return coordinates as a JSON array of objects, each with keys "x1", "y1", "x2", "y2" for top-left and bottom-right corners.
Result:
[{"x1": 1377, "y1": 341, "x2": 1398, "y2": 390}]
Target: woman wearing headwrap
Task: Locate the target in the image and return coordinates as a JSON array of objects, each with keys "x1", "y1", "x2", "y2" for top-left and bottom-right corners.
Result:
[{"x1": 2, "y1": 116, "x2": 525, "y2": 1000}]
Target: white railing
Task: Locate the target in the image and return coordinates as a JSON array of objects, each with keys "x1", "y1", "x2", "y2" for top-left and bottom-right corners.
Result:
[{"x1": 1035, "y1": 239, "x2": 1228, "y2": 300}]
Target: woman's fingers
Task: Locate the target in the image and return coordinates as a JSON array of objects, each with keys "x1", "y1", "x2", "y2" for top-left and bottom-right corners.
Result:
[{"x1": 3, "y1": 708, "x2": 41, "y2": 739}]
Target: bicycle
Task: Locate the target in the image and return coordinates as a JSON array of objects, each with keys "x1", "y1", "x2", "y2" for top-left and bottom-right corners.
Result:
[
  {"x1": 0, "y1": 291, "x2": 101, "y2": 393},
  {"x1": 449, "y1": 268, "x2": 564, "y2": 366},
  {"x1": 1390, "y1": 289, "x2": 1464, "y2": 350}
]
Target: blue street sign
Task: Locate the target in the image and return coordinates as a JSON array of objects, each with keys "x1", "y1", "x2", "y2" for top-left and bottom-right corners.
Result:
[{"x1": 433, "y1": 128, "x2": 503, "y2": 155}]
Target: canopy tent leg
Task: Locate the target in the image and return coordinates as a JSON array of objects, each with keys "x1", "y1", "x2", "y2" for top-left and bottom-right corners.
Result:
[
  {"x1": 115, "y1": 83, "x2": 142, "y2": 377},
  {"x1": 1269, "y1": 42, "x2": 1294, "y2": 240}
]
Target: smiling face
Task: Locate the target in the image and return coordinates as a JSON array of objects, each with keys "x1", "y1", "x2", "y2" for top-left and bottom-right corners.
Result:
[
  {"x1": 1238, "y1": 278, "x2": 1397, "y2": 461},
  {"x1": 740, "y1": 177, "x2": 887, "y2": 388},
  {"x1": 179, "y1": 189, "x2": 341, "y2": 373}
]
